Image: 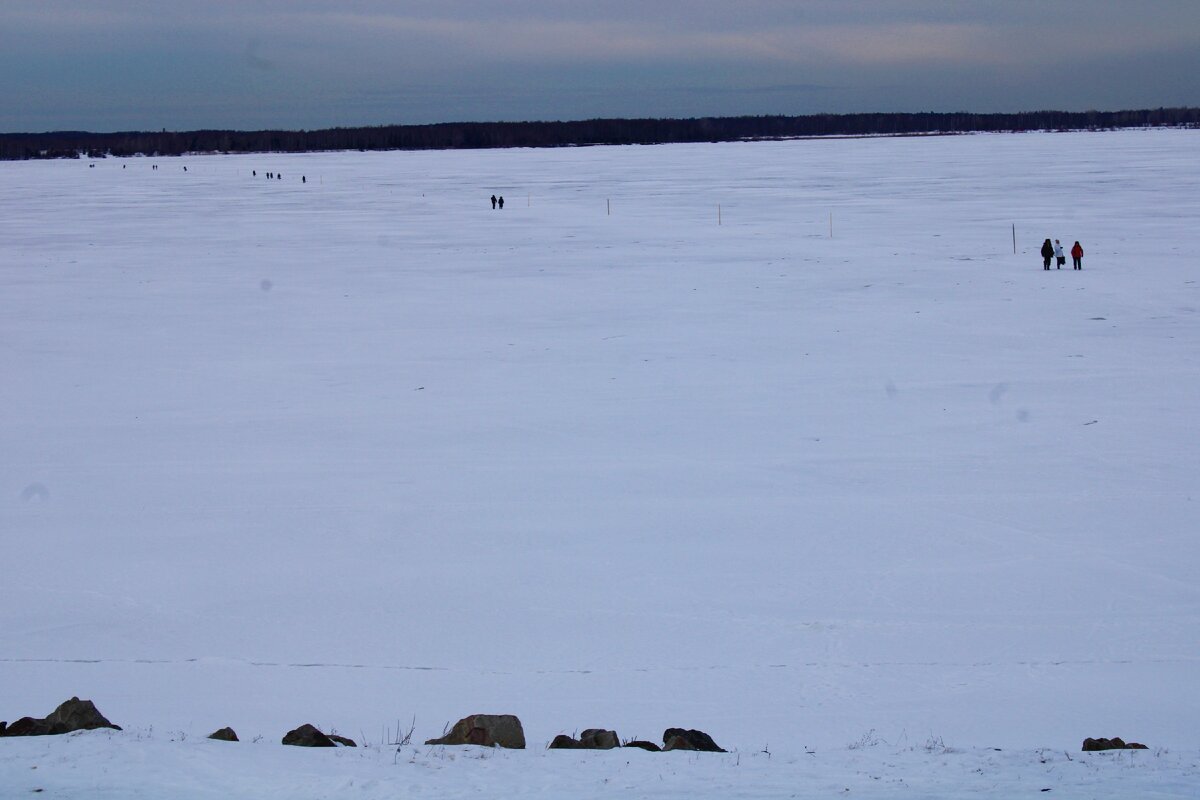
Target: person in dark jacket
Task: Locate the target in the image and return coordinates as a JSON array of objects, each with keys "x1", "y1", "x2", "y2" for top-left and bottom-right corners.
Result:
[
  {"x1": 1071, "y1": 241, "x2": 1084, "y2": 270},
  {"x1": 498, "y1": 196, "x2": 504, "y2": 209},
  {"x1": 1041, "y1": 239, "x2": 1054, "y2": 270},
  {"x1": 491, "y1": 194, "x2": 497, "y2": 209}
]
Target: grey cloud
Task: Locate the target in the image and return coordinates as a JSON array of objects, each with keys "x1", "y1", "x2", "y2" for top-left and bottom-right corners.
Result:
[
  {"x1": 1, "y1": 1, "x2": 1198, "y2": 131},
  {"x1": 244, "y1": 40, "x2": 276, "y2": 72}
]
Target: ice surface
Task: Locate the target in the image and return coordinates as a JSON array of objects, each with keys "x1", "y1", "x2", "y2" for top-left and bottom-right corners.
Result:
[{"x1": 1, "y1": 130, "x2": 1198, "y2": 796}]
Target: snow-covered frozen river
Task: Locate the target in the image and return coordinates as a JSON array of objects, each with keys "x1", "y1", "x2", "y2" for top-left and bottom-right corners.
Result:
[{"x1": 2, "y1": 129, "x2": 1198, "y2": 796}]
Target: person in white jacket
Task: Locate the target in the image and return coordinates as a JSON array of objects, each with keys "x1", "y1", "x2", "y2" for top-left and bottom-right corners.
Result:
[{"x1": 1053, "y1": 239, "x2": 1066, "y2": 269}]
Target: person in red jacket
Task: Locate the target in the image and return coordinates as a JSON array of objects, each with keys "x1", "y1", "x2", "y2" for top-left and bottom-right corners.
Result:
[{"x1": 1071, "y1": 241, "x2": 1084, "y2": 270}]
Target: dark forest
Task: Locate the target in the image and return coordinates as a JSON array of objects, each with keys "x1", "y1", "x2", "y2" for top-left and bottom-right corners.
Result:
[{"x1": 2, "y1": 108, "x2": 1197, "y2": 161}]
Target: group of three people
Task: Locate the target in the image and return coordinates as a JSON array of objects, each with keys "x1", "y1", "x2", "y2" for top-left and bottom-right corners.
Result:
[{"x1": 1041, "y1": 238, "x2": 1084, "y2": 270}]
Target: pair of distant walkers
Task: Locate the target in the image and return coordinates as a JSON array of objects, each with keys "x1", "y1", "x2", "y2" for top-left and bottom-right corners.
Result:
[
  {"x1": 490, "y1": 194, "x2": 505, "y2": 210},
  {"x1": 1041, "y1": 238, "x2": 1084, "y2": 270}
]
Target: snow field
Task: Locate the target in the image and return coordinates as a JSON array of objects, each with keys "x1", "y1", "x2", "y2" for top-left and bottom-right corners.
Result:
[{"x1": 2, "y1": 129, "x2": 1199, "y2": 796}]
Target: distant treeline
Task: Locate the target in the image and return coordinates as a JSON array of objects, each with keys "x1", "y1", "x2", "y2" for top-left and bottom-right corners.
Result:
[{"x1": 3, "y1": 108, "x2": 1198, "y2": 160}]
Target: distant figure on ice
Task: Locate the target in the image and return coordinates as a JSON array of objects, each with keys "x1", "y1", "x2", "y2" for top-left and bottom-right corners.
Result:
[
  {"x1": 253, "y1": 170, "x2": 257, "y2": 176},
  {"x1": 498, "y1": 196, "x2": 504, "y2": 209},
  {"x1": 491, "y1": 194, "x2": 497, "y2": 209},
  {"x1": 1041, "y1": 238, "x2": 1054, "y2": 270},
  {"x1": 1071, "y1": 241, "x2": 1084, "y2": 270},
  {"x1": 183, "y1": 166, "x2": 188, "y2": 172},
  {"x1": 302, "y1": 175, "x2": 306, "y2": 183},
  {"x1": 1054, "y1": 239, "x2": 1066, "y2": 269}
]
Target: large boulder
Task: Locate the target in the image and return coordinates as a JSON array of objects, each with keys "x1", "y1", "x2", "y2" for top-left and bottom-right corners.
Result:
[
  {"x1": 548, "y1": 729, "x2": 620, "y2": 750},
  {"x1": 425, "y1": 714, "x2": 525, "y2": 749},
  {"x1": 282, "y1": 724, "x2": 336, "y2": 747},
  {"x1": 663, "y1": 728, "x2": 725, "y2": 753},
  {"x1": 0, "y1": 698, "x2": 120, "y2": 737},
  {"x1": 44, "y1": 698, "x2": 121, "y2": 734},
  {"x1": 208, "y1": 727, "x2": 239, "y2": 742}
]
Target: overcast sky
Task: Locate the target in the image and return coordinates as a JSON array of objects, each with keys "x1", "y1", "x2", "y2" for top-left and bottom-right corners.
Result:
[{"x1": 2, "y1": 1, "x2": 1198, "y2": 132}]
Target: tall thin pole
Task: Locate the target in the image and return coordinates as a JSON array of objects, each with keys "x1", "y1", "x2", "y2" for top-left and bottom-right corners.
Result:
[
  {"x1": 718, "y1": 204, "x2": 722, "y2": 226},
  {"x1": 1012, "y1": 223, "x2": 1016, "y2": 254},
  {"x1": 607, "y1": 198, "x2": 610, "y2": 216},
  {"x1": 829, "y1": 211, "x2": 833, "y2": 239}
]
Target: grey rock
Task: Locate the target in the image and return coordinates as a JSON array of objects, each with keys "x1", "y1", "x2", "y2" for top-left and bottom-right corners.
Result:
[
  {"x1": 208, "y1": 727, "x2": 238, "y2": 742},
  {"x1": 328, "y1": 734, "x2": 357, "y2": 747},
  {"x1": 282, "y1": 723, "x2": 336, "y2": 747},
  {"x1": 662, "y1": 728, "x2": 725, "y2": 752},
  {"x1": 580, "y1": 729, "x2": 620, "y2": 750},
  {"x1": 0, "y1": 697, "x2": 120, "y2": 737},
  {"x1": 425, "y1": 714, "x2": 526, "y2": 749},
  {"x1": 663, "y1": 735, "x2": 698, "y2": 751},
  {"x1": 1082, "y1": 736, "x2": 1148, "y2": 752},
  {"x1": 549, "y1": 729, "x2": 621, "y2": 750},
  {"x1": 624, "y1": 740, "x2": 662, "y2": 752},
  {"x1": 45, "y1": 697, "x2": 121, "y2": 734},
  {"x1": 2, "y1": 717, "x2": 49, "y2": 737}
]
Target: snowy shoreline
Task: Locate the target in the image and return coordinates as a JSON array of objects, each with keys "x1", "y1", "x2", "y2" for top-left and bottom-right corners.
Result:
[{"x1": 3, "y1": 730, "x2": 1196, "y2": 800}]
